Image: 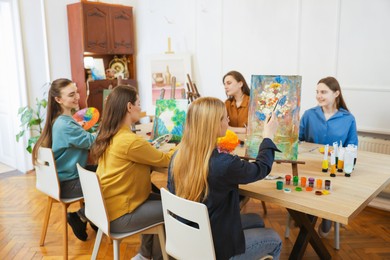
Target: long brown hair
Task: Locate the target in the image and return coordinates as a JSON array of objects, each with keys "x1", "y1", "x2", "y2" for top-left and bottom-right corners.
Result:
[
  {"x1": 172, "y1": 97, "x2": 226, "y2": 202},
  {"x1": 32, "y1": 78, "x2": 73, "y2": 165},
  {"x1": 90, "y1": 85, "x2": 138, "y2": 163},
  {"x1": 318, "y1": 77, "x2": 349, "y2": 111},
  {"x1": 223, "y1": 70, "x2": 250, "y2": 100}
]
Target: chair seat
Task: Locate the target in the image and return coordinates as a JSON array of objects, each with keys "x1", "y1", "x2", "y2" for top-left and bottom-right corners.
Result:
[
  {"x1": 60, "y1": 196, "x2": 84, "y2": 204},
  {"x1": 109, "y1": 221, "x2": 165, "y2": 240}
]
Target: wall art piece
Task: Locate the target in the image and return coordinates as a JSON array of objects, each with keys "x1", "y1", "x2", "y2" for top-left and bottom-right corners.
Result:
[
  {"x1": 246, "y1": 75, "x2": 302, "y2": 160},
  {"x1": 150, "y1": 53, "x2": 192, "y2": 105},
  {"x1": 91, "y1": 58, "x2": 106, "y2": 80},
  {"x1": 151, "y1": 99, "x2": 188, "y2": 143}
]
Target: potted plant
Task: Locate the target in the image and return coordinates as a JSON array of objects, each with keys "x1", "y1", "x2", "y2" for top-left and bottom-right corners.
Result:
[{"x1": 16, "y1": 98, "x2": 47, "y2": 153}]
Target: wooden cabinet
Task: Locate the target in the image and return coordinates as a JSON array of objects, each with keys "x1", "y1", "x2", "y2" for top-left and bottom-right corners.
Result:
[
  {"x1": 67, "y1": 1, "x2": 136, "y2": 110},
  {"x1": 88, "y1": 78, "x2": 136, "y2": 114}
]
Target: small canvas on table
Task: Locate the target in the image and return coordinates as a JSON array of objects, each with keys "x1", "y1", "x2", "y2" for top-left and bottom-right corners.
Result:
[
  {"x1": 246, "y1": 75, "x2": 302, "y2": 160},
  {"x1": 152, "y1": 99, "x2": 188, "y2": 143}
]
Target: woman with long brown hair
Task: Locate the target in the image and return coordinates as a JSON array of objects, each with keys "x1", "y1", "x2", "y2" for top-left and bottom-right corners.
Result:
[
  {"x1": 91, "y1": 85, "x2": 175, "y2": 260},
  {"x1": 168, "y1": 97, "x2": 282, "y2": 260},
  {"x1": 32, "y1": 78, "x2": 96, "y2": 241},
  {"x1": 223, "y1": 70, "x2": 251, "y2": 134}
]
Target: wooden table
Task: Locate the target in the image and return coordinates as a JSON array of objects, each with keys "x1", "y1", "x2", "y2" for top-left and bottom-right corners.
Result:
[{"x1": 236, "y1": 142, "x2": 390, "y2": 259}]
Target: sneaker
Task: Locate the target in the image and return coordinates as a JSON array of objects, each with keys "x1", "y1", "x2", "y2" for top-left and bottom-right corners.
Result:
[
  {"x1": 67, "y1": 212, "x2": 87, "y2": 241},
  {"x1": 131, "y1": 253, "x2": 151, "y2": 260},
  {"x1": 318, "y1": 225, "x2": 330, "y2": 238}
]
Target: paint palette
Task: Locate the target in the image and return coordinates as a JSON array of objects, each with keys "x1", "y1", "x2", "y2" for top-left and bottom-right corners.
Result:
[
  {"x1": 151, "y1": 134, "x2": 172, "y2": 148},
  {"x1": 72, "y1": 107, "x2": 100, "y2": 130}
]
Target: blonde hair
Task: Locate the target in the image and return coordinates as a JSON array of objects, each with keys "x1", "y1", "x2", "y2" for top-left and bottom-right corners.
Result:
[{"x1": 172, "y1": 97, "x2": 226, "y2": 202}]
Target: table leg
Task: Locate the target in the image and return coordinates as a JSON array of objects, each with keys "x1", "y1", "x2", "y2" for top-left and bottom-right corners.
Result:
[{"x1": 287, "y1": 209, "x2": 331, "y2": 260}]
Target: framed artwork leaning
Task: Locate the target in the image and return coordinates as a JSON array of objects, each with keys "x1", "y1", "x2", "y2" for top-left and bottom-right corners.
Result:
[
  {"x1": 246, "y1": 75, "x2": 302, "y2": 160},
  {"x1": 151, "y1": 99, "x2": 188, "y2": 143}
]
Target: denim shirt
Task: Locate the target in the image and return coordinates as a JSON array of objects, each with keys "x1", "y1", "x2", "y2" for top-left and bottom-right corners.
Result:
[
  {"x1": 299, "y1": 106, "x2": 358, "y2": 146},
  {"x1": 168, "y1": 139, "x2": 279, "y2": 260}
]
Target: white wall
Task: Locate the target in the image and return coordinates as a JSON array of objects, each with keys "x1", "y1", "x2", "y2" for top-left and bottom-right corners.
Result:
[{"x1": 20, "y1": 0, "x2": 390, "y2": 135}]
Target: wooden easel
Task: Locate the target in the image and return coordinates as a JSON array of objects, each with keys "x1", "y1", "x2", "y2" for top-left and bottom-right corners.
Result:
[
  {"x1": 239, "y1": 156, "x2": 305, "y2": 176},
  {"x1": 186, "y1": 74, "x2": 200, "y2": 102}
]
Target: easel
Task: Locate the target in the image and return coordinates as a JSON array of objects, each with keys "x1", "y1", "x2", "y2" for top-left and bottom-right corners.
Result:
[
  {"x1": 239, "y1": 156, "x2": 305, "y2": 176},
  {"x1": 186, "y1": 74, "x2": 200, "y2": 102}
]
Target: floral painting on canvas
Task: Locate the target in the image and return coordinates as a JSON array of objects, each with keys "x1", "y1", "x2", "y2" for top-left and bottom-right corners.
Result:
[{"x1": 246, "y1": 75, "x2": 302, "y2": 160}]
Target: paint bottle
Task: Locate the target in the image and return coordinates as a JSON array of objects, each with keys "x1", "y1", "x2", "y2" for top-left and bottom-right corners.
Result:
[
  {"x1": 333, "y1": 141, "x2": 339, "y2": 168},
  {"x1": 330, "y1": 151, "x2": 336, "y2": 177},
  {"x1": 293, "y1": 176, "x2": 299, "y2": 186},
  {"x1": 316, "y1": 179, "x2": 323, "y2": 189},
  {"x1": 337, "y1": 147, "x2": 345, "y2": 172},
  {"x1": 325, "y1": 180, "x2": 331, "y2": 190},
  {"x1": 285, "y1": 175, "x2": 291, "y2": 185},
  {"x1": 308, "y1": 177, "x2": 315, "y2": 188},
  {"x1": 322, "y1": 144, "x2": 329, "y2": 172},
  {"x1": 348, "y1": 144, "x2": 358, "y2": 168},
  {"x1": 300, "y1": 176, "x2": 307, "y2": 187},
  {"x1": 344, "y1": 147, "x2": 354, "y2": 177}
]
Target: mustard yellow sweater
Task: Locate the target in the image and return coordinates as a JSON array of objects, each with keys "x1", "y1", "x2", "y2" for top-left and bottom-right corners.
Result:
[{"x1": 96, "y1": 126, "x2": 175, "y2": 221}]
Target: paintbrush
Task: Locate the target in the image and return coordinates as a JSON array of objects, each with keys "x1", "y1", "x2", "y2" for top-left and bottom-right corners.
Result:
[{"x1": 267, "y1": 98, "x2": 280, "y2": 123}]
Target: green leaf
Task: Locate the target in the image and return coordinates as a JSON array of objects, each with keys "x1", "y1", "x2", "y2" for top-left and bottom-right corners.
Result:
[
  {"x1": 16, "y1": 130, "x2": 25, "y2": 142},
  {"x1": 40, "y1": 99, "x2": 48, "y2": 108},
  {"x1": 29, "y1": 118, "x2": 42, "y2": 127},
  {"x1": 18, "y1": 106, "x2": 28, "y2": 115},
  {"x1": 20, "y1": 110, "x2": 33, "y2": 126}
]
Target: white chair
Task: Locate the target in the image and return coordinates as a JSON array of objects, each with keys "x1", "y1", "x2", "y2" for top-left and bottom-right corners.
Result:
[
  {"x1": 284, "y1": 213, "x2": 341, "y2": 250},
  {"x1": 76, "y1": 164, "x2": 168, "y2": 260},
  {"x1": 160, "y1": 188, "x2": 273, "y2": 260},
  {"x1": 35, "y1": 147, "x2": 84, "y2": 260},
  {"x1": 160, "y1": 187, "x2": 216, "y2": 260}
]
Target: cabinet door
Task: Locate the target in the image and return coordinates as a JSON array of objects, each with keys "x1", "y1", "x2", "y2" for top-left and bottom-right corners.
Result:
[
  {"x1": 110, "y1": 6, "x2": 134, "y2": 54},
  {"x1": 83, "y1": 3, "x2": 110, "y2": 54},
  {"x1": 88, "y1": 80, "x2": 115, "y2": 113}
]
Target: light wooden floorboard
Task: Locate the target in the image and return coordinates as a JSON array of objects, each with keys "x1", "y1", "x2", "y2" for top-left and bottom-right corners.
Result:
[{"x1": 0, "y1": 171, "x2": 389, "y2": 259}]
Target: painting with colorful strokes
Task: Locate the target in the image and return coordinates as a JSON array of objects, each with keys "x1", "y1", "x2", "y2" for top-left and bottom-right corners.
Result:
[
  {"x1": 246, "y1": 75, "x2": 301, "y2": 160},
  {"x1": 151, "y1": 99, "x2": 188, "y2": 143}
]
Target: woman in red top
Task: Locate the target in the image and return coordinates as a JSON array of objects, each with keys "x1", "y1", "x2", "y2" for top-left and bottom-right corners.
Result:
[{"x1": 223, "y1": 71, "x2": 250, "y2": 133}]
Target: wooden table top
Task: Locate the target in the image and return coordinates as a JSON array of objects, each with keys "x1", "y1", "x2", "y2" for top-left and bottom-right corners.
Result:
[
  {"x1": 136, "y1": 123, "x2": 390, "y2": 225},
  {"x1": 236, "y1": 142, "x2": 390, "y2": 225}
]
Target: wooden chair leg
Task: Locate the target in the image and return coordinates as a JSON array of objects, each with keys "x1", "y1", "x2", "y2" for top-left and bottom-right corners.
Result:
[
  {"x1": 40, "y1": 196, "x2": 54, "y2": 246},
  {"x1": 62, "y1": 203, "x2": 69, "y2": 260},
  {"x1": 285, "y1": 213, "x2": 291, "y2": 238},
  {"x1": 261, "y1": 201, "x2": 267, "y2": 215},
  {"x1": 157, "y1": 225, "x2": 169, "y2": 260}
]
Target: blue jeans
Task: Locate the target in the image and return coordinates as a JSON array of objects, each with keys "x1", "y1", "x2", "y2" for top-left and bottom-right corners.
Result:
[{"x1": 231, "y1": 215, "x2": 282, "y2": 260}]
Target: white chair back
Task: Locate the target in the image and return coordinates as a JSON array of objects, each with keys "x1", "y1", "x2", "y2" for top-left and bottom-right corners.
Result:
[
  {"x1": 35, "y1": 147, "x2": 61, "y2": 200},
  {"x1": 160, "y1": 188, "x2": 216, "y2": 260},
  {"x1": 77, "y1": 164, "x2": 110, "y2": 236}
]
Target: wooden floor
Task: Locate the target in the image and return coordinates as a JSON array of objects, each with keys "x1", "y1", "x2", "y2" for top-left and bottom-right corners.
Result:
[{"x1": 0, "y1": 171, "x2": 389, "y2": 260}]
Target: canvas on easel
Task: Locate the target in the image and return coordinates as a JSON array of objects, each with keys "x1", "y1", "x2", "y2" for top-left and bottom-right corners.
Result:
[
  {"x1": 151, "y1": 99, "x2": 188, "y2": 143},
  {"x1": 246, "y1": 75, "x2": 302, "y2": 160}
]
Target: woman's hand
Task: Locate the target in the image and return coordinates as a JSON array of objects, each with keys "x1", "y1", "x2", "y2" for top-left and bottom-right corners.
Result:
[{"x1": 263, "y1": 112, "x2": 278, "y2": 140}]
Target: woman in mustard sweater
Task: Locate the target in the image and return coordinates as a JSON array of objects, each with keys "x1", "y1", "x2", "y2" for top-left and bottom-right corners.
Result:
[{"x1": 91, "y1": 85, "x2": 175, "y2": 260}]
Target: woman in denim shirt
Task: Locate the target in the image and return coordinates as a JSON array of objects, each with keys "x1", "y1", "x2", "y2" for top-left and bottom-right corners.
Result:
[{"x1": 299, "y1": 76, "x2": 358, "y2": 237}]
